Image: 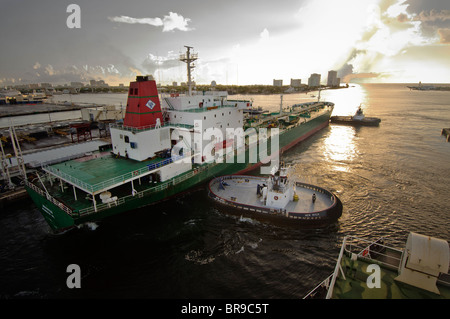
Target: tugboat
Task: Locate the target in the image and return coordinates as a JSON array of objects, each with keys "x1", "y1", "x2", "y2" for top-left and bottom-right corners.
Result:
[
  {"x1": 208, "y1": 164, "x2": 342, "y2": 227},
  {"x1": 330, "y1": 104, "x2": 381, "y2": 126},
  {"x1": 304, "y1": 232, "x2": 450, "y2": 299}
]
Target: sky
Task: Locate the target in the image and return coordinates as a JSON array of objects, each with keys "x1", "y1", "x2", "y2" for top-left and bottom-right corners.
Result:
[{"x1": 1, "y1": 0, "x2": 449, "y2": 87}]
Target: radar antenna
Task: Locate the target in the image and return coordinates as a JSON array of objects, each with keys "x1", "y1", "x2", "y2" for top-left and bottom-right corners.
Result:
[{"x1": 179, "y1": 46, "x2": 198, "y2": 96}]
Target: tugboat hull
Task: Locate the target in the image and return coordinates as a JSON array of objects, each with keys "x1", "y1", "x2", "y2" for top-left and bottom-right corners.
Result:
[{"x1": 330, "y1": 116, "x2": 381, "y2": 126}]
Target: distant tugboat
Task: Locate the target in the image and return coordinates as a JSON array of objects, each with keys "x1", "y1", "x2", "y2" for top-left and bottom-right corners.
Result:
[
  {"x1": 208, "y1": 164, "x2": 342, "y2": 227},
  {"x1": 331, "y1": 105, "x2": 381, "y2": 126}
]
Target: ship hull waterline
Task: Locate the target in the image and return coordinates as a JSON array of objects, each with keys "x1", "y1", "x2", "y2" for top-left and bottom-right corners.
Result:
[
  {"x1": 26, "y1": 111, "x2": 332, "y2": 232},
  {"x1": 330, "y1": 116, "x2": 381, "y2": 126}
]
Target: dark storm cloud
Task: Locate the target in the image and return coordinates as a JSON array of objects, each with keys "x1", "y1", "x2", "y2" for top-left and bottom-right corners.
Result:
[
  {"x1": 414, "y1": 9, "x2": 450, "y2": 21},
  {"x1": 0, "y1": 0, "x2": 168, "y2": 85}
]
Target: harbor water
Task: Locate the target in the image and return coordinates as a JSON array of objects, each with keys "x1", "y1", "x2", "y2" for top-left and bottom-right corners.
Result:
[{"x1": 1, "y1": 84, "x2": 449, "y2": 299}]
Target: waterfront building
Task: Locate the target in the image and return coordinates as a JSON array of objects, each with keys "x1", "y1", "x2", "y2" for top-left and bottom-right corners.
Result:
[
  {"x1": 273, "y1": 79, "x2": 283, "y2": 87},
  {"x1": 327, "y1": 71, "x2": 340, "y2": 87},
  {"x1": 290, "y1": 79, "x2": 302, "y2": 88},
  {"x1": 308, "y1": 73, "x2": 321, "y2": 87}
]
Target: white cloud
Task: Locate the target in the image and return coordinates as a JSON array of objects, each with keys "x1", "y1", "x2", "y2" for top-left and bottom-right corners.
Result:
[
  {"x1": 161, "y1": 12, "x2": 193, "y2": 32},
  {"x1": 108, "y1": 12, "x2": 193, "y2": 32},
  {"x1": 45, "y1": 64, "x2": 54, "y2": 76},
  {"x1": 108, "y1": 15, "x2": 163, "y2": 27},
  {"x1": 260, "y1": 28, "x2": 269, "y2": 40}
]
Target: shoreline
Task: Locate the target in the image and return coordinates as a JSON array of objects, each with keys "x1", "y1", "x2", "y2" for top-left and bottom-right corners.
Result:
[{"x1": 0, "y1": 103, "x2": 86, "y2": 118}]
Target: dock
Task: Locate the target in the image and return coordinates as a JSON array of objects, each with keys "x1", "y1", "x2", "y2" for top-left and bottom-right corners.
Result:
[{"x1": 0, "y1": 187, "x2": 28, "y2": 207}]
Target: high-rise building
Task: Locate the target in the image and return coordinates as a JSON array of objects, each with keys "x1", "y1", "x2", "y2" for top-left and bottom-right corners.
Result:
[
  {"x1": 308, "y1": 73, "x2": 321, "y2": 87},
  {"x1": 327, "y1": 70, "x2": 340, "y2": 87}
]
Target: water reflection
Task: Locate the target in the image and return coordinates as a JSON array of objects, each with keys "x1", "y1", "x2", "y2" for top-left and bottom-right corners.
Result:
[
  {"x1": 318, "y1": 84, "x2": 368, "y2": 172},
  {"x1": 320, "y1": 84, "x2": 368, "y2": 116},
  {"x1": 323, "y1": 126, "x2": 357, "y2": 172}
]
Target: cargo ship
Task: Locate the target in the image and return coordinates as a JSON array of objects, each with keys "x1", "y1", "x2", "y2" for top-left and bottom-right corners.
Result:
[{"x1": 23, "y1": 46, "x2": 335, "y2": 231}]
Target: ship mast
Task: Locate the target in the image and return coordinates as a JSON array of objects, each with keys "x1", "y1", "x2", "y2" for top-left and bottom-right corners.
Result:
[{"x1": 179, "y1": 46, "x2": 198, "y2": 96}]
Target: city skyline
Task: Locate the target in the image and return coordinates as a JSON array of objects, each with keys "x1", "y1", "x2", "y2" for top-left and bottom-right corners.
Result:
[{"x1": 1, "y1": 0, "x2": 449, "y2": 87}]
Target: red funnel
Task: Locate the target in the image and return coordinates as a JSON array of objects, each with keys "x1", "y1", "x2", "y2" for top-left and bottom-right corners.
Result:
[{"x1": 123, "y1": 76, "x2": 163, "y2": 128}]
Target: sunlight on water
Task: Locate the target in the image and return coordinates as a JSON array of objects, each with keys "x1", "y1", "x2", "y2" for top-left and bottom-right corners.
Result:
[
  {"x1": 321, "y1": 84, "x2": 368, "y2": 116},
  {"x1": 323, "y1": 126, "x2": 357, "y2": 172},
  {"x1": 318, "y1": 84, "x2": 368, "y2": 173}
]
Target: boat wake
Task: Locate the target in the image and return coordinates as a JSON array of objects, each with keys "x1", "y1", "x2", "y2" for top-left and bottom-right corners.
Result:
[
  {"x1": 238, "y1": 215, "x2": 259, "y2": 225},
  {"x1": 78, "y1": 222, "x2": 99, "y2": 231}
]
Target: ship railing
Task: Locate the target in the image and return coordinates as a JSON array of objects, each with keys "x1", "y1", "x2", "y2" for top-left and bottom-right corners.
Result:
[
  {"x1": 43, "y1": 153, "x2": 189, "y2": 194},
  {"x1": 325, "y1": 236, "x2": 348, "y2": 299},
  {"x1": 294, "y1": 181, "x2": 330, "y2": 195},
  {"x1": 109, "y1": 122, "x2": 194, "y2": 133},
  {"x1": 160, "y1": 91, "x2": 228, "y2": 99},
  {"x1": 303, "y1": 273, "x2": 333, "y2": 299},
  {"x1": 76, "y1": 165, "x2": 201, "y2": 216},
  {"x1": 25, "y1": 180, "x2": 75, "y2": 217},
  {"x1": 43, "y1": 165, "x2": 94, "y2": 193},
  {"x1": 324, "y1": 235, "x2": 403, "y2": 299},
  {"x1": 342, "y1": 235, "x2": 403, "y2": 271},
  {"x1": 177, "y1": 104, "x2": 238, "y2": 113}
]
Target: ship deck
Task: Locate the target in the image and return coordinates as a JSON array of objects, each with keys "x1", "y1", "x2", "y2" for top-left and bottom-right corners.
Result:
[
  {"x1": 305, "y1": 236, "x2": 450, "y2": 299},
  {"x1": 209, "y1": 175, "x2": 335, "y2": 214},
  {"x1": 43, "y1": 151, "x2": 172, "y2": 195},
  {"x1": 332, "y1": 250, "x2": 450, "y2": 299}
]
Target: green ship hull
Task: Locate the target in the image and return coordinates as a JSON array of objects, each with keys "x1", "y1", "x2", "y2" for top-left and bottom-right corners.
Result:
[{"x1": 26, "y1": 110, "x2": 332, "y2": 231}]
